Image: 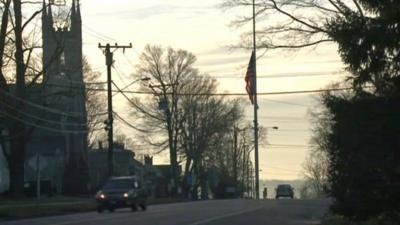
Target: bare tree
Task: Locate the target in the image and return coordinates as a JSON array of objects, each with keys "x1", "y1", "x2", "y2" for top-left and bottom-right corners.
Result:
[
  {"x1": 127, "y1": 45, "x2": 198, "y2": 196},
  {"x1": 301, "y1": 149, "x2": 329, "y2": 198},
  {"x1": 0, "y1": 1, "x2": 78, "y2": 196},
  {"x1": 220, "y1": 0, "x2": 369, "y2": 51},
  {"x1": 220, "y1": 0, "x2": 339, "y2": 51},
  {"x1": 179, "y1": 76, "x2": 244, "y2": 198},
  {"x1": 83, "y1": 57, "x2": 107, "y2": 148}
]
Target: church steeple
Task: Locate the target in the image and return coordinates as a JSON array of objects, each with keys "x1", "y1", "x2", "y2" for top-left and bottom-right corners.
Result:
[
  {"x1": 47, "y1": 2, "x2": 53, "y2": 28},
  {"x1": 71, "y1": 0, "x2": 81, "y2": 32},
  {"x1": 42, "y1": 0, "x2": 47, "y2": 18},
  {"x1": 71, "y1": 0, "x2": 76, "y2": 16},
  {"x1": 77, "y1": 0, "x2": 81, "y2": 18}
]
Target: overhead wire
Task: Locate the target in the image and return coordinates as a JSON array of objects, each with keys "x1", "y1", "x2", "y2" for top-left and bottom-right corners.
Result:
[
  {"x1": 262, "y1": 98, "x2": 311, "y2": 107},
  {"x1": 0, "y1": 89, "x2": 107, "y2": 117},
  {"x1": 43, "y1": 83, "x2": 355, "y2": 96},
  {"x1": 0, "y1": 100, "x2": 88, "y2": 127},
  {"x1": 0, "y1": 111, "x2": 90, "y2": 134},
  {"x1": 208, "y1": 70, "x2": 348, "y2": 79},
  {"x1": 113, "y1": 112, "x2": 148, "y2": 133},
  {"x1": 0, "y1": 89, "x2": 86, "y2": 117},
  {"x1": 262, "y1": 166, "x2": 303, "y2": 173},
  {"x1": 82, "y1": 23, "x2": 117, "y2": 42}
]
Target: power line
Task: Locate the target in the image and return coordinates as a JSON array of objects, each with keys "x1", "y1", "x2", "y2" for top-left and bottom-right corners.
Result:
[
  {"x1": 0, "y1": 100, "x2": 88, "y2": 127},
  {"x1": 262, "y1": 166, "x2": 303, "y2": 173},
  {"x1": 263, "y1": 98, "x2": 310, "y2": 107},
  {"x1": 206, "y1": 70, "x2": 348, "y2": 79},
  {"x1": 268, "y1": 144, "x2": 315, "y2": 148},
  {"x1": 123, "y1": 52, "x2": 138, "y2": 68},
  {"x1": 252, "y1": 115, "x2": 307, "y2": 120},
  {"x1": 113, "y1": 112, "x2": 148, "y2": 133},
  {"x1": 0, "y1": 89, "x2": 88, "y2": 117},
  {"x1": 82, "y1": 24, "x2": 117, "y2": 42},
  {"x1": 44, "y1": 83, "x2": 355, "y2": 96},
  {"x1": 0, "y1": 111, "x2": 90, "y2": 134},
  {"x1": 275, "y1": 129, "x2": 310, "y2": 133}
]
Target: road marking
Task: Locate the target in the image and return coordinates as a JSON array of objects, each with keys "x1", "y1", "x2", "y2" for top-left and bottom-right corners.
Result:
[{"x1": 186, "y1": 206, "x2": 264, "y2": 225}]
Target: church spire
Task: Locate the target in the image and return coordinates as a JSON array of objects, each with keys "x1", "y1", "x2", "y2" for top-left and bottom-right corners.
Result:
[
  {"x1": 71, "y1": 0, "x2": 82, "y2": 33},
  {"x1": 47, "y1": 1, "x2": 53, "y2": 28},
  {"x1": 71, "y1": 0, "x2": 81, "y2": 23},
  {"x1": 71, "y1": 0, "x2": 76, "y2": 16},
  {"x1": 42, "y1": 0, "x2": 47, "y2": 22},
  {"x1": 77, "y1": 0, "x2": 81, "y2": 20}
]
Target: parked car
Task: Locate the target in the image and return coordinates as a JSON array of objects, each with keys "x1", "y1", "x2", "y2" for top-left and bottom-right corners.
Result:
[
  {"x1": 95, "y1": 176, "x2": 148, "y2": 213},
  {"x1": 275, "y1": 184, "x2": 294, "y2": 199}
]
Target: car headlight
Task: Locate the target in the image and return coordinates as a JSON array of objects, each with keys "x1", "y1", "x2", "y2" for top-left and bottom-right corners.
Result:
[{"x1": 96, "y1": 191, "x2": 106, "y2": 199}]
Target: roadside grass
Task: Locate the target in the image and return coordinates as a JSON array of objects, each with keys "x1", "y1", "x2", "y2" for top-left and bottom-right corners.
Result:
[
  {"x1": 0, "y1": 196, "x2": 91, "y2": 205},
  {"x1": 0, "y1": 196, "x2": 189, "y2": 220},
  {"x1": 0, "y1": 196, "x2": 96, "y2": 220},
  {"x1": 0, "y1": 200, "x2": 96, "y2": 220},
  {"x1": 321, "y1": 212, "x2": 400, "y2": 225}
]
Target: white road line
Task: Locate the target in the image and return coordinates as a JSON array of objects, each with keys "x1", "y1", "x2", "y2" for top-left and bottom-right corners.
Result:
[{"x1": 186, "y1": 206, "x2": 264, "y2": 225}]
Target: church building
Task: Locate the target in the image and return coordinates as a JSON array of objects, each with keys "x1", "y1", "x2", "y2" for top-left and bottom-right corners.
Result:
[{"x1": 23, "y1": 0, "x2": 88, "y2": 195}]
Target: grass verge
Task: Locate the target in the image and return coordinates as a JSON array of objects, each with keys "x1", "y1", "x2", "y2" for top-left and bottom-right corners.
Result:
[
  {"x1": 0, "y1": 200, "x2": 96, "y2": 220},
  {"x1": 0, "y1": 197, "x2": 189, "y2": 220}
]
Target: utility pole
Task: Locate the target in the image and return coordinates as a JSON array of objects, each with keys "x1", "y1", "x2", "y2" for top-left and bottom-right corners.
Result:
[
  {"x1": 252, "y1": 0, "x2": 260, "y2": 200},
  {"x1": 233, "y1": 126, "x2": 238, "y2": 194},
  {"x1": 98, "y1": 43, "x2": 132, "y2": 177}
]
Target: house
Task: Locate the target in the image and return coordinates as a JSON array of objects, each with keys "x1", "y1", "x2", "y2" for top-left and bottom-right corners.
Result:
[
  {"x1": 88, "y1": 145, "x2": 162, "y2": 196},
  {"x1": 143, "y1": 156, "x2": 182, "y2": 197}
]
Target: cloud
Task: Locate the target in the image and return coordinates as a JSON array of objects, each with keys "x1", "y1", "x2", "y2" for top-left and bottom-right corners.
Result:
[
  {"x1": 90, "y1": 4, "x2": 215, "y2": 21},
  {"x1": 196, "y1": 55, "x2": 249, "y2": 67}
]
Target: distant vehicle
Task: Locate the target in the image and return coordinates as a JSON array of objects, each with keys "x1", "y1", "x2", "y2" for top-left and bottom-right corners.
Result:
[
  {"x1": 95, "y1": 176, "x2": 148, "y2": 213},
  {"x1": 275, "y1": 184, "x2": 294, "y2": 199}
]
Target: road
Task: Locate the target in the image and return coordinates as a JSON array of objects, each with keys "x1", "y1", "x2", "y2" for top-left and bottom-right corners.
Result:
[{"x1": 0, "y1": 199, "x2": 331, "y2": 225}]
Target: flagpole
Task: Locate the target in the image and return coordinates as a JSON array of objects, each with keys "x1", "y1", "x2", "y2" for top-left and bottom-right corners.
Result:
[{"x1": 252, "y1": 0, "x2": 260, "y2": 200}]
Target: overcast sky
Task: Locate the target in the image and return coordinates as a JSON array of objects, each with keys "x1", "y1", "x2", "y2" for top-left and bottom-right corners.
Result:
[{"x1": 61, "y1": 0, "x2": 347, "y2": 180}]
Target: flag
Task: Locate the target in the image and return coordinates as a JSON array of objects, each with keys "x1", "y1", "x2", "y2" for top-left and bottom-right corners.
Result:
[{"x1": 245, "y1": 51, "x2": 255, "y2": 104}]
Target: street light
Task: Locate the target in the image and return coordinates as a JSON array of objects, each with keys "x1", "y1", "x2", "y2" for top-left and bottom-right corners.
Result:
[
  {"x1": 112, "y1": 77, "x2": 151, "y2": 97},
  {"x1": 257, "y1": 126, "x2": 279, "y2": 199},
  {"x1": 252, "y1": 126, "x2": 279, "y2": 199},
  {"x1": 106, "y1": 76, "x2": 150, "y2": 177}
]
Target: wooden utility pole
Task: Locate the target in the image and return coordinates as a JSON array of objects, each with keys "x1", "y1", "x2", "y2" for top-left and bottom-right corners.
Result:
[
  {"x1": 252, "y1": 0, "x2": 260, "y2": 200},
  {"x1": 98, "y1": 43, "x2": 132, "y2": 177},
  {"x1": 233, "y1": 126, "x2": 238, "y2": 194}
]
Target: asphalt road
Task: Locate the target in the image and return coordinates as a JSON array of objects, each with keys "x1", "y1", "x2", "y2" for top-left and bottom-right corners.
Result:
[{"x1": 0, "y1": 199, "x2": 331, "y2": 225}]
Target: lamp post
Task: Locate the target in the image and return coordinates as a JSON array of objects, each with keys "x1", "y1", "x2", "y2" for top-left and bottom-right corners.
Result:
[
  {"x1": 112, "y1": 77, "x2": 151, "y2": 97},
  {"x1": 258, "y1": 126, "x2": 279, "y2": 198},
  {"x1": 105, "y1": 76, "x2": 150, "y2": 177},
  {"x1": 255, "y1": 126, "x2": 278, "y2": 199},
  {"x1": 148, "y1": 82, "x2": 179, "y2": 197}
]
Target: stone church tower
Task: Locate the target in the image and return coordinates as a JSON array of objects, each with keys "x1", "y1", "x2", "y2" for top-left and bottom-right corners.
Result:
[{"x1": 40, "y1": 0, "x2": 88, "y2": 195}]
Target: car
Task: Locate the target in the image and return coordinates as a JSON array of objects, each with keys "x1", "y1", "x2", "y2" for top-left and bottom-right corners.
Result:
[
  {"x1": 275, "y1": 184, "x2": 294, "y2": 199},
  {"x1": 95, "y1": 176, "x2": 148, "y2": 213}
]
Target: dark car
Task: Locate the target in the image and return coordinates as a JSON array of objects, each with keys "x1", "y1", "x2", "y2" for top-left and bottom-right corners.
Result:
[
  {"x1": 275, "y1": 184, "x2": 294, "y2": 199},
  {"x1": 95, "y1": 176, "x2": 148, "y2": 213}
]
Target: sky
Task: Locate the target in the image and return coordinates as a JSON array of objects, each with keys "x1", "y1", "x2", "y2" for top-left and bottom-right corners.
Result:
[{"x1": 66, "y1": 0, "x2": 347, "y2": 180}]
